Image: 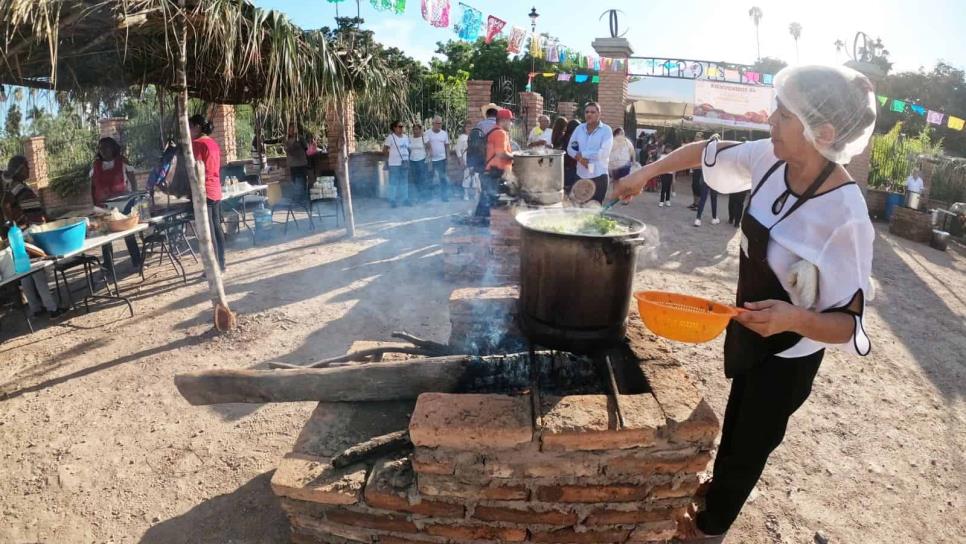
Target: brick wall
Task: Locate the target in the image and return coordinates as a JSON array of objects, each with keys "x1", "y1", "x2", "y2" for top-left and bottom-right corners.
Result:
[
  {"x1": 519, "y1": 92, "x2": 545, "y2": 136},
  {"x1": 557, "y1": 101, "x2": 577, "y2": 120},
  {"x1": 846, "y1": 143, "x2": 872, "y2": 192},
  {"x1": 98, "y1": 117, "x2": 126, "y2": 144},
  {"x1": 209, "y1": 104, "x2": 237, "y2": 163},
  {"x1": 597, "y1": 70, "x2": 629, "y2": 131},
  {"x1": 466, "y1": 80, "x2": 493, "y2": 127}
]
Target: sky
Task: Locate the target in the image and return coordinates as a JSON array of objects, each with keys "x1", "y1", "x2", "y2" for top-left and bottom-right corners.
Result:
[{"x1": 253, "y1": 0, "x2": 965, "y2": 101}]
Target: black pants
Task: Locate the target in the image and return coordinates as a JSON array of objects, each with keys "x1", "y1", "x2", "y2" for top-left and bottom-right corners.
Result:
[
  {"x1": 729, "y1": 191, "x2": 749, "y2": 226},
  {"x1": 691, "y1": 170, "x2": 703, "y2": 200},
  {"x1": 101, "y1": 235, "x2": 142, "y2": 280},
  {"x1": 659, "y1": 173, "x2": 674, "y2": 203},
  {"x1": 473, "y1": 169, "x2": 503, "y2": 218},
  {"x1": 696, "y1": 350, "x2": 824, "y2": 535},
  {"x1": 589, "y1": 174, "x2": 608, "y2": 204},
  {"x1": 207, "y1": 198, "x2": 226, "y2": 271}
]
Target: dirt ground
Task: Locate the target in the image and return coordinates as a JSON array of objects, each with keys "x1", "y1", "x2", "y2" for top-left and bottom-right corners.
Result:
[{"x1": 0, "y1": 178, "x2": 963, "y2": 544}]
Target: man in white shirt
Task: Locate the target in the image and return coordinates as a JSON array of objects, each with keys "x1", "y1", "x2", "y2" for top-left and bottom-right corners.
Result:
[
  {"x1": 566, "y1": 102, "x2": 614, "y2": 203},
  {"x1": 905, "y1": 168, "x2": 924, "y2": 194},
  {"x1": 527, "y1": 115, "x2": 553, "y2": 148},
  {"x1": 382, "y1": 120, "x2": 411, "y2": 207},
  {"x1": 426, "y1": 116, "x2": 451, "y2": 202}
]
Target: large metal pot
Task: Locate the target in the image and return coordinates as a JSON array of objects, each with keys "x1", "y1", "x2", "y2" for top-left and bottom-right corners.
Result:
[
  {"x1": 905, "y1": 190, "x2": 922, "y2": 210},
  {"x1": 516, "y1": 209, "x2": 647, "y2": 352},
  {"x1": 510, "y1": 150, "x2": 565, "y2": 205}
]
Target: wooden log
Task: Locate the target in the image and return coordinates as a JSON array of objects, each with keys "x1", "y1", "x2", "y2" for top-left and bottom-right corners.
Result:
[
  {"x1": 331, "y1": 430, "x2": 411, "y2": 468},
  {"x1": 173, "y1": 353, "x2": 535, "y2": 405}
]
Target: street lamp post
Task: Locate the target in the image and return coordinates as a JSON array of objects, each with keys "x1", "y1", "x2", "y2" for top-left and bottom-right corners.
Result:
[{"x1": 527, "y1": 7, "x2": 539, "y2": 91}]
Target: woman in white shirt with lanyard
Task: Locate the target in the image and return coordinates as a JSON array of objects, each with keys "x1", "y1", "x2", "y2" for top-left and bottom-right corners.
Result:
[
  {"x1": 614, "y1": 65, "x2": 877, "y2": 540},
  {"x1": 382, "y1": 121, "x2": 411, "y2": 208}
]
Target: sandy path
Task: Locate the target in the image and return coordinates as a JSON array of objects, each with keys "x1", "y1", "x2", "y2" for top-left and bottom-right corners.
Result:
[{"x1": 0, "y1": 181, "x2": 962, "y2": 543}]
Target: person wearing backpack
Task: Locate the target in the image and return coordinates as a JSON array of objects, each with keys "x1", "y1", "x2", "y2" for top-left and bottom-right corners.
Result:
[
  {"x1": 466, "y1": 103, "x2": 499, "y2": 174},
  {"x1": 473, "y1": 109, "x2": 515, "y2": 219}
]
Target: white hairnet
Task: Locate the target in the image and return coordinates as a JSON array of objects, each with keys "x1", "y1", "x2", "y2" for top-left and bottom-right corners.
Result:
[{"x1": 774, "y1": 65, "x2": 878, "y2": 164}]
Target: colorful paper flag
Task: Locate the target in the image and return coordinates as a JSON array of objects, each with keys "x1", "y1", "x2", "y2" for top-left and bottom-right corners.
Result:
[
  {"x1": 724, "y1": 69, "x2": 740, "y2": 81},
  {"x1": 762, "y1": 73, "x2": 774, "y2": 85},
  {"x1": 926, "y1": 110, "x2": 944, "y2": 125},
  {"x1": 529, "y1": 33, "x2": 542, "y2": 58},
  {"x1": 910, "y1": 104, "x2": 927, "y2": 117},
  {"x1": 591, "y1": 75, "x2": 600, "y2": 84},
  {"x1": 557, "y1": 73, "x2": 572, "y2": 82},
  {"x1": 949, "y1": 116, "x2": 965, "y2": 131},
  {"x1": 453, "y1": 3, "x2": 482, "y2": 41},
  {"x1": 706, "y1": 66, "x2": 720, "y2": 78},
  {"x1": 574, "y1": 74, "x2": 589, "y2": 83},
  {"x1": 743, "y1": 71, "x2": 761, "y2": 84},
  {"x1": 890, "y1": 99, "x2": 906, "y2": 113},
  {"x1": 542, "y1": 72, "x2": 555, "y2": 78},
  {"x1": 421, "y1": 0, "x2": 449, "y2": 27},
  {"x1": 370, "y1": 0, "x2": 406, "y2": 14},
  {"x1": 877, "y1": 95, "x2": 888, "y2": 107},
  {"x1": 484, "y1": 15, "x2": 506, "y2": 44},
  {"x1": 506, "y1": 26, "x2": 526, "y2": 54}
]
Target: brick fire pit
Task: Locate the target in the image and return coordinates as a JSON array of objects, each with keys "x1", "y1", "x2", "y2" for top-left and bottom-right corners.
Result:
[{"x1": 270, "y1": 320, "x2": 719, "y2": 543}]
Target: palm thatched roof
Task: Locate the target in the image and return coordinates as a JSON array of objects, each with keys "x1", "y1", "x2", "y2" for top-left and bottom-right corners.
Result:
[{"x1": 0, "y1": 0, "x2": 342, "y2": 107}]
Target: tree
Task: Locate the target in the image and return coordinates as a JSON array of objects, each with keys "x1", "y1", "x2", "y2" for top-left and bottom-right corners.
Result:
[
  {"x1": 748, "y1": 7, "x2": 763, "y2": 61},
  {"x1": 789, "y1": 22, "x2": 802, "y2": 63},
  {"x1": 752, "y1": 57, "x2": 787, "y2": 76},
  {"x1": 5, "y1": 103, "x2": 21, "y2": 137},
  {"x1": 877, "y1": 62, "x2": 966, "y2": 157}
]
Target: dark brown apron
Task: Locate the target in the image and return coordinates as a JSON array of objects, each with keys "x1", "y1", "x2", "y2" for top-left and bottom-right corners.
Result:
[{"x1": 723, "y1": 159, "x2": 835, "y2": 377}]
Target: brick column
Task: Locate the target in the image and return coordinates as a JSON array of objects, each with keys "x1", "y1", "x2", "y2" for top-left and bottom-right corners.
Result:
[
  {"x1": 518, "y1": 92, "x2": 544, "y2": 137},
  {"x1": 22, "y1": 136, "x2": 48, "y2": 190},
  {"x1": 98, "y1": 117, "x2": 126, "y2": 144},
  {"x1": 209, "y1": 104, "x2": 237, "y2": 163},
  {"x1": 557, "y1": 101, "x2": 577, "y2": 120},
  {"x1": 592, "y1": 38, "x2": 634, "y2": 131},
  {"x1": 466, "y1": 80, "x2": 493, "y2": 128},
  {"x1": 846, "y1": 143, "x2": 872, "y2": 193},
  {"x1": 325, "y1": 94, "x2": 357, "y2": 171}
]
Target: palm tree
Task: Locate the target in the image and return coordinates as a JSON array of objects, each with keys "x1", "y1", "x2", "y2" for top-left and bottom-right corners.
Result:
[
  {"x1": 789, "y1": 22, "x2": 802, "y2": 63},
  {"x1": 748, "y1": 7, "x2": 763, "y2": 61},
  {"x1": 833, "y1": 39, "x2": 846, "y2": 55}
]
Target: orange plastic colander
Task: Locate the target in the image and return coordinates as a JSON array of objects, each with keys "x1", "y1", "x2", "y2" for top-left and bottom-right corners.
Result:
[{"x1": 634, "y1": 291, "x2": 747, "y2": 343}]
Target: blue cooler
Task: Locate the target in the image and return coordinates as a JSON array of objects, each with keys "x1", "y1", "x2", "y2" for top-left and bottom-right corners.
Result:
[{"x1": 27, "y1": 218, "x2": 88, "y2": 256}]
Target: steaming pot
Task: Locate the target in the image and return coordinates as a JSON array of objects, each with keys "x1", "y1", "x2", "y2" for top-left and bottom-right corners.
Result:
[
  {"x1": 510, "y1": 150, "x2": 565, "y2": 205},
  {"x1": 516, "y1": 209, "x2": 647, "y2": 353}
]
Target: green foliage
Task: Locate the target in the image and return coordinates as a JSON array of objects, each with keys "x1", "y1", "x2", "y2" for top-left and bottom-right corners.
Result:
[
  {"x1": 27, "y1": 101, "x2": 97, "y2": 197},
  {"x1": 927, "y1": 159, "x2": 966, "y2": 203},
  {"x1": 751, "y1": 57, "x2": 787, "y2": 75},
  {"x1": 869, "y1": 122, "x2": 943, "y2": 190},
  {"x1": 877, "y1": 62, "x2": 966, "y2": 158},
  {"x1": 5, "y1": 103, "x2": 22, "y2": 137}
]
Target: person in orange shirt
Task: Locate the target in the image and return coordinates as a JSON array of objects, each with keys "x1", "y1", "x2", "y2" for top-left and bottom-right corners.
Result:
[{"x1": 474, "y1": 109, "x2": 515, "y2": 219}]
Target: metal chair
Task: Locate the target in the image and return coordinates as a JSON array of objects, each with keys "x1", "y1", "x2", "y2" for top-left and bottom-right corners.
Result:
[
  {"x1": 271, "y1": 179, "x2": 315, "y2": 235},
  {"x1": 139, "y1": 224, "x2": 187, "y2": 284},
  {"x1": 53, "y1": 255, "x2": 113, "y2": 312}
]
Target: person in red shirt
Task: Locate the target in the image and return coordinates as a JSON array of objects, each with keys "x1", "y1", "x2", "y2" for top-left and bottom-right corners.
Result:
[
  {"x1": 90, "y1": 137, "x2": 142, "y2": 270},
  {"x1": 189, "y1": 114, "x2": 225, "y2": 272}
]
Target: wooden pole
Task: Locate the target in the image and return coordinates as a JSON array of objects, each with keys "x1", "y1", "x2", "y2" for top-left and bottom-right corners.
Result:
[
  {"x1": 174, "y1": 0, "x2": 235, "y2": 330},
  {"x1": 337, "y1": 96, "x2": 355, "y2": 237}
]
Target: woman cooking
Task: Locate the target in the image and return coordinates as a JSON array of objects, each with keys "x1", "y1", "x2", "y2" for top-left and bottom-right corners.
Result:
[
  {"x1": 90, "y1": 137, "x2": 142, "y2": 271},
  {"x1": 613, "y1": 65, "x2": 876, "y2": 540}
]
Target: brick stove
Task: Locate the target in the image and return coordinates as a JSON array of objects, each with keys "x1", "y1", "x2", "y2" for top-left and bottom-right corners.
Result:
[{"x1": 271, "y1": 317, "x2": 719, "y2": 544}]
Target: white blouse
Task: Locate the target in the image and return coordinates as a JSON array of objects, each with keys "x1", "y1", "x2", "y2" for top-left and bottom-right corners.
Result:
[{"x1": 702, "y1": 138, "x2": 873, "y2": 358}]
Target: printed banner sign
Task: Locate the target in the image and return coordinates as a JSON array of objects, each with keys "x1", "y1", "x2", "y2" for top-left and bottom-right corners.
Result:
[{"x1": 693, "y1": 80, "x2": 775, "y2": 130}]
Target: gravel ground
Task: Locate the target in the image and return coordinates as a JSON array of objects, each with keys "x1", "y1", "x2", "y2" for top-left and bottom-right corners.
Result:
[{"x1": 0, "y1": 182, "x2": 962, "y2": 543}]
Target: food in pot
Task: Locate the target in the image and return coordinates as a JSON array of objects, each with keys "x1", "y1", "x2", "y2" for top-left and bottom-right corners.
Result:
[{"x1": 527, "y1": 213, "x2": 630, "y2": 236}]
